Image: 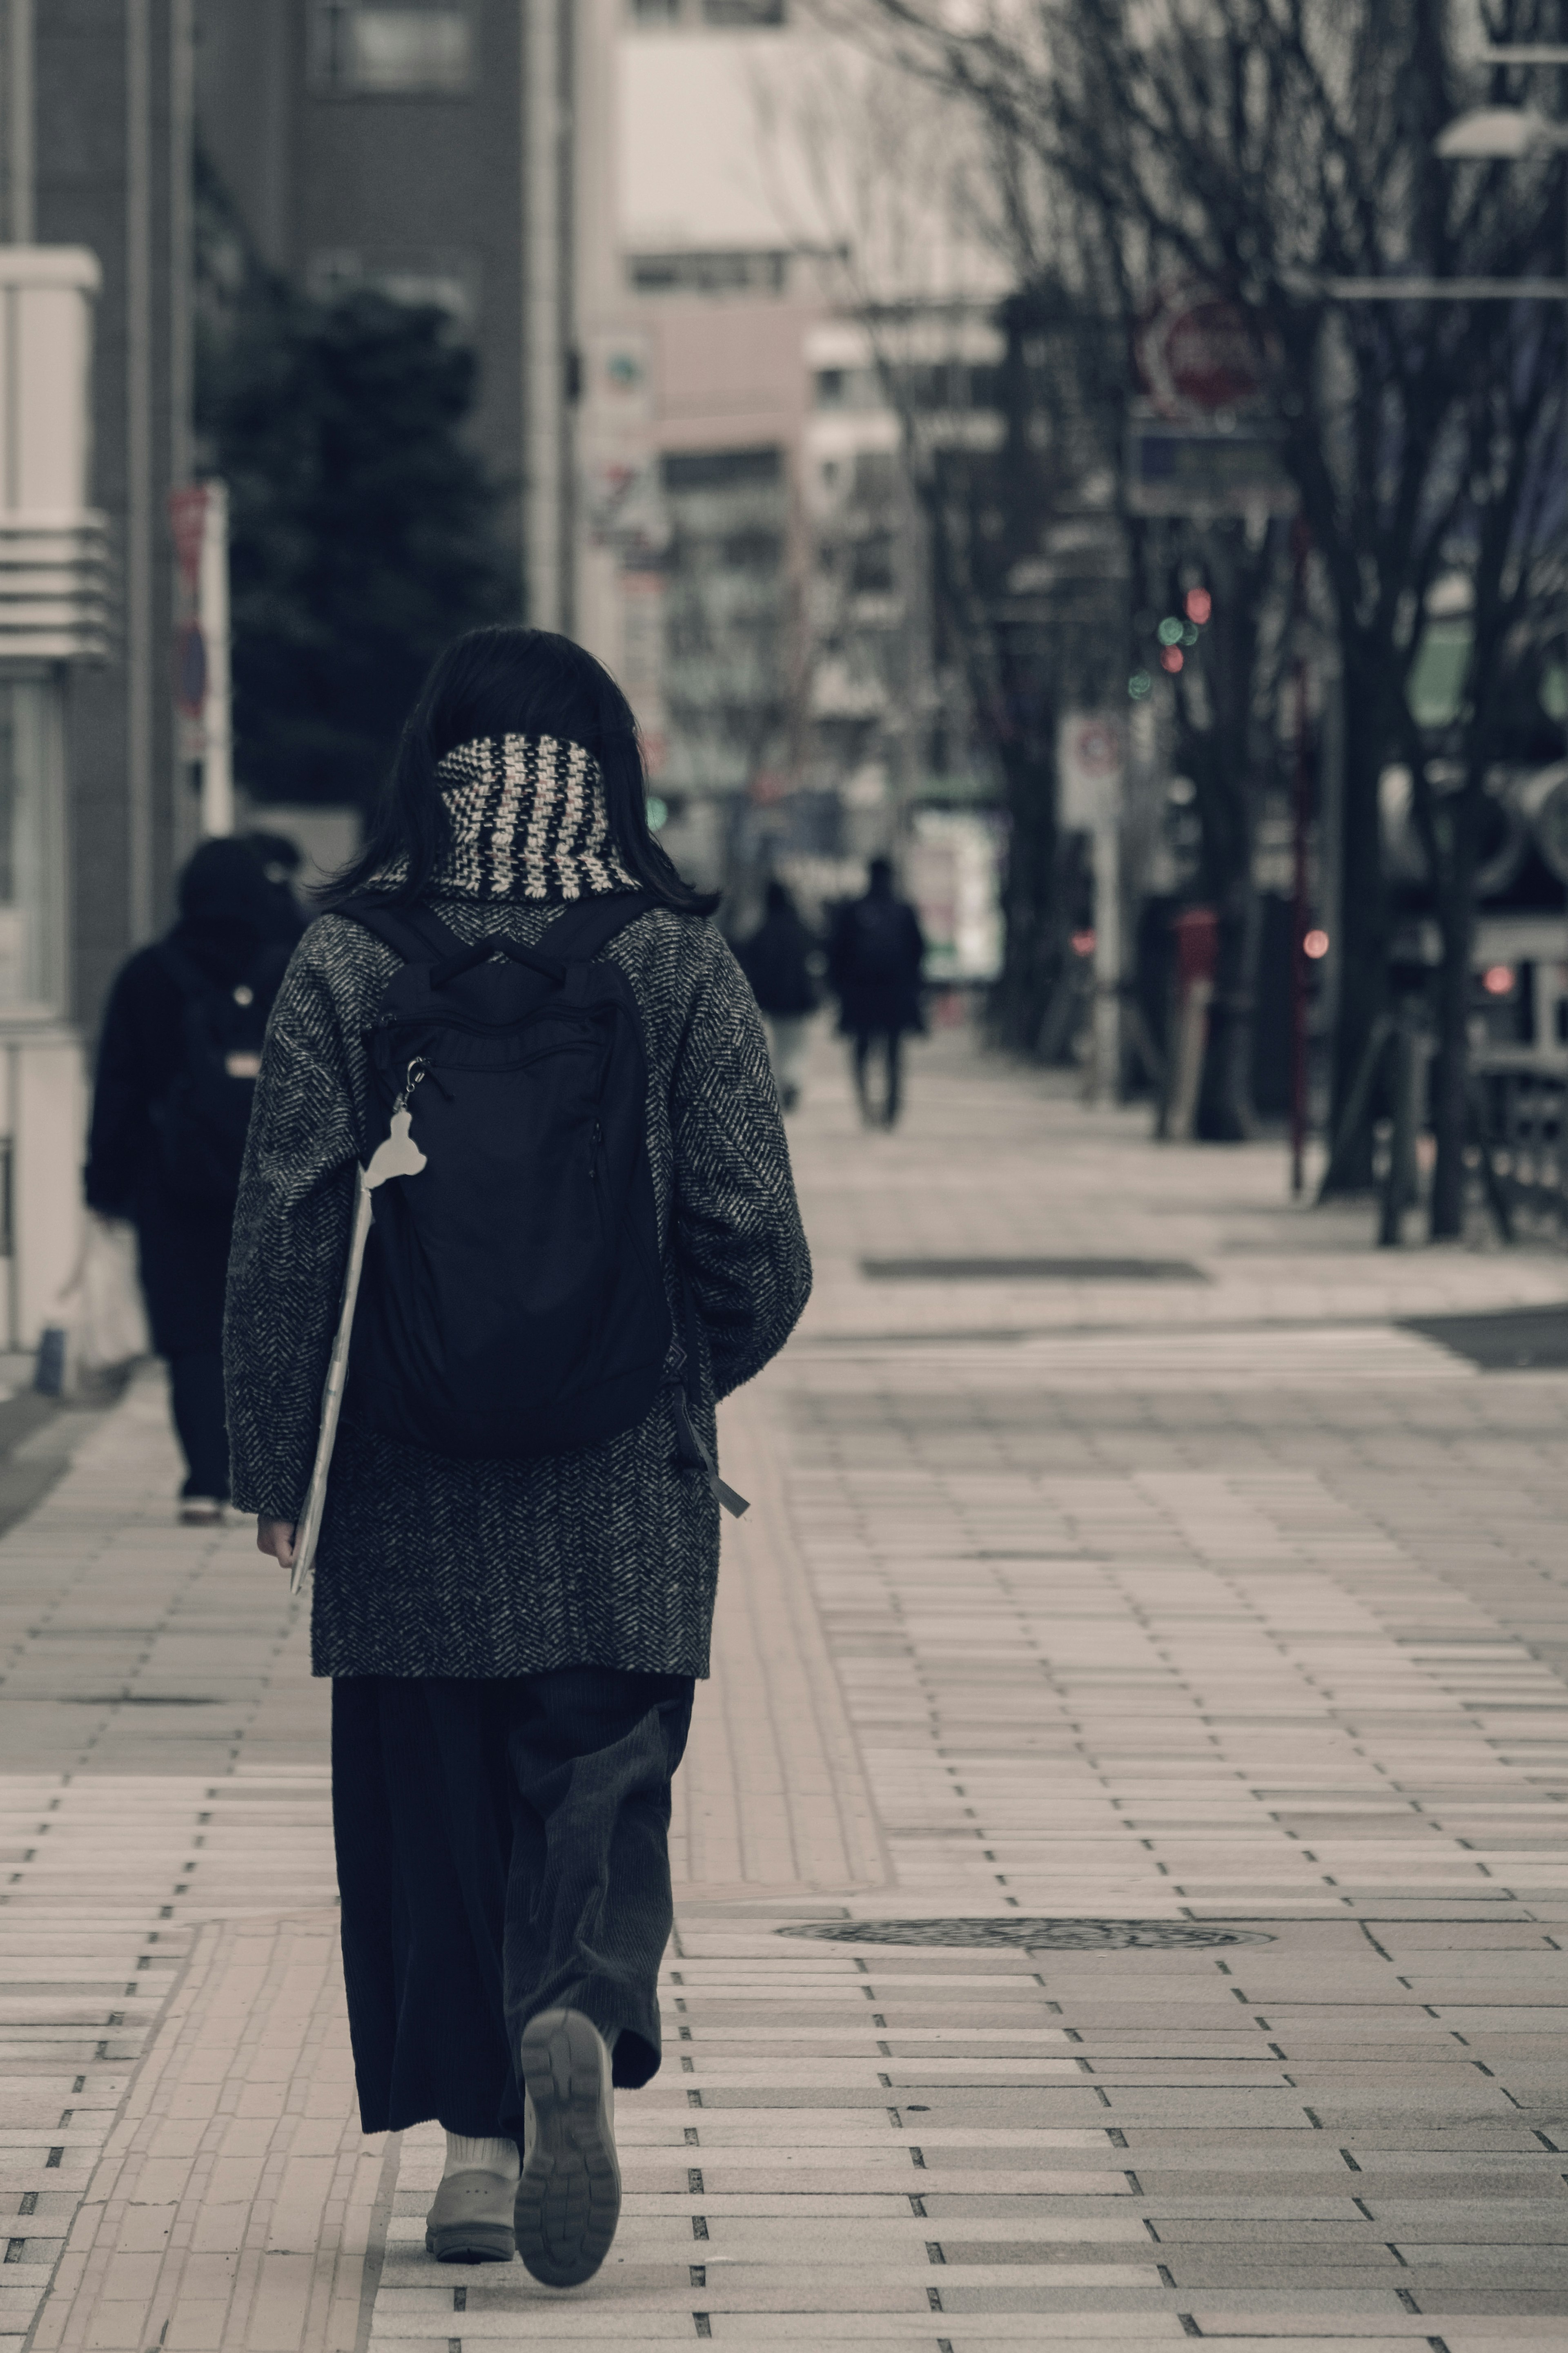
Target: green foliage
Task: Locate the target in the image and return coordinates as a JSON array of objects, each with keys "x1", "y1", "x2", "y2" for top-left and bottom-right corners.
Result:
[{"x1": 200, "y1": 285, "x2": 518, "y2": 808}]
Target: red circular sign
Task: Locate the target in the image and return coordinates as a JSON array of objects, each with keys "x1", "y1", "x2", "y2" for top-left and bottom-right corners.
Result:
[
  {"x1": 1136, "y1": 286, "x2": 1274, "y2": 417},
  {"x1": 1074, "y1": 720, "x2": 1122, "y2": 778}
]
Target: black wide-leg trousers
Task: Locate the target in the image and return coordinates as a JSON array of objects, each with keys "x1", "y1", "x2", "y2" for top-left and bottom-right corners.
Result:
[{"x1": 332, "y1": 1669, "x2": 694, "y2": 2139}]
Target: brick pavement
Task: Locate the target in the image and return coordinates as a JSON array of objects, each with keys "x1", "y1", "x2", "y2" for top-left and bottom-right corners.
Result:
[{"x1": 6, "y1": 1023, "x2": 1568, "y2": 2349}]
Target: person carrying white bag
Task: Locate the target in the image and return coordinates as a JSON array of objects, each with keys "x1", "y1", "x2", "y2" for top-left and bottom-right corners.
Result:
[
  {"x1": 34, "y1": 1213, "x2": 149, "y2": 1401},
  {"x1": 81, "y1": 838, "x2": 300, "y2": 1520}
]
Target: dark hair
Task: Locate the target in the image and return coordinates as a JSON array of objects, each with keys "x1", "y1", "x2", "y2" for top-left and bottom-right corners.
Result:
[
  {"x1": 868, "y1": 855, "x2": 894, "y2": 892},
  {"x1": 322, "y1": 625, "x2": 719, "y2": 915}
]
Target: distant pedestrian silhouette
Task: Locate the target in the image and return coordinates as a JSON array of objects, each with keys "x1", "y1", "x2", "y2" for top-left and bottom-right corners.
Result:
[
  {"x1": 827, "y1": 856, "x2": 925, "y2": 1128},
  {"x1": 84, "y1": 838, "x2": 301, "y2": 1521},
  {"x1": 736, "y1": 879, "x2": 819, "y2": 1110}
]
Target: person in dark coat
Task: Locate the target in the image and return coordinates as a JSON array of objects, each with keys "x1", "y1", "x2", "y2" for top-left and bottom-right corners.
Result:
[
  {"x1": 826, "y1": 854, "x2": 926, "y2": 1127},
  {"x1": 238, "y1": 827, "x2": 310, "y2": 935},
  {"x1": 84, "y1": 837, "x2": 302, "y2": 1521},
  {"x1": 223, "y1": 627, "x2": 811, "y2": 2292},
  {"x1": 735, "y1": 877, "x2": 819, "y2": 1109}
]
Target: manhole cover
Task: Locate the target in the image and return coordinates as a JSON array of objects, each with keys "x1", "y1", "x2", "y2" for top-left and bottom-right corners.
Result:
[
  {"x1": 860, "y1": 1258, "x2": 1207, "y2": 1283},
  {"x1": 777, "y1": 1918, "x2": 1274, "y2": 1950}
]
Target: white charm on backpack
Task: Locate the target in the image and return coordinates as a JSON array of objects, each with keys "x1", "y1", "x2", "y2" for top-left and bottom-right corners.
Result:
[{"x1": 365, "y1": 1104, "x2": 428, "y2": 1191}]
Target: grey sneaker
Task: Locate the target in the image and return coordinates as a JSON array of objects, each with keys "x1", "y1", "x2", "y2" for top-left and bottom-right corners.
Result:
[
  {"x1": 514, "y1": 2007, "x2": 621, "y2": 2288},
  {"x1": 424, "y1": 2166, "x2": 517, "y2": 2264}
]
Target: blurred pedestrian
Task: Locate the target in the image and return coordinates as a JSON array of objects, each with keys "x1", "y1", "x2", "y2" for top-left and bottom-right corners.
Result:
[
  {"x1": 224, "y1": 626, "x2": 811, "y2": 2291},
  {"x1": 238, "y1": 827, "x2": 310, "y2": 936},
  {"x1": 827, "y1": 854, "x2": 926, "y2": 1128},
  {"x1": 84, "y1": 838, "x2": 301, "y2": 1523},
  {"x1": 735, "y1": 877, "x2": 819, "y2": 1110}
]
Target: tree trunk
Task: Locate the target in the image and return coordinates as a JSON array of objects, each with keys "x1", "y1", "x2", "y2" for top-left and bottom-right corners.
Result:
[
  {"x1": 1321, "y1": 685, "x2": 1388, "y2": 1193},
  {"x1": 991, "y1": 732, "x2": 1060, "y2": 1055},
  {"x1": 1169, "y1": 521, "x2": 1265, "y2": 1143},
  {"x1": 1428, "y1": 816, "x2": 1478, "y2": 1240},
  {"x1": 1196, "y1": 874, "x2": 1261, "y2": 1141}
]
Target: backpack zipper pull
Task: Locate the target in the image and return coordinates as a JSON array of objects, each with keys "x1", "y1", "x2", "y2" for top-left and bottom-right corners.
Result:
[{"x1": 394, "y1": 1055, "x2": 452, "y2": 1113}]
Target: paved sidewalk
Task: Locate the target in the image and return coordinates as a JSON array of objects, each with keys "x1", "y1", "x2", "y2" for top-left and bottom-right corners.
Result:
[{"x1": 6, "y1": 1024, "x2": 1568, "y2": 2349}]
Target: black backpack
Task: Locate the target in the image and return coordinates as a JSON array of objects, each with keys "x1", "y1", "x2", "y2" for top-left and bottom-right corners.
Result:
[
  {"x1": 335, "y1": 892, "x2": 743, "y2": 1506},
  {"x1": 847, "y1": 895, "x2": 911, "y2": 982},
  {"x1": 150, "y1": 940, "x2": 288, "y2": 1207}
]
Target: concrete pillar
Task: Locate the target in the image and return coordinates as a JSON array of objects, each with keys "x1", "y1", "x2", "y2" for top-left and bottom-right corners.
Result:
[
  {"x1": 0, "y1": 250, "x2": 108, "y2": 1344},
  {"x1": 523, "y1": 0, "x2": 574, "y2": 630}
]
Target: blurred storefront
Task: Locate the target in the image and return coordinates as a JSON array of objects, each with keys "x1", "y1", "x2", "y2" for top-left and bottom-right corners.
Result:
[{"x1": 905, "y1": 810, "x2": 1003, "y2": 987}]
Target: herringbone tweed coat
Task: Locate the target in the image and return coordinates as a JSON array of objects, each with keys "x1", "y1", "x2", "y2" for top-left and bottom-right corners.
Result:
[{"x1": 223, "y1": 893, "x2": 811, "y2": 1679}]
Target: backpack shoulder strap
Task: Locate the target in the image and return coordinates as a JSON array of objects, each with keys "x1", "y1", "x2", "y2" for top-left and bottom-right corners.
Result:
[
  {"x1": 155, "y1": 939, "x2": 222, "y2": 1001},
  {"x1": 247, "y1": 937, "x2": 295, "y2": 996},
  {"x1": 535, "y1": 890, "x2": 658, "y2": 964},
  {"x1": 332, "y1": 895, "x2": 466, "y2": 964}
]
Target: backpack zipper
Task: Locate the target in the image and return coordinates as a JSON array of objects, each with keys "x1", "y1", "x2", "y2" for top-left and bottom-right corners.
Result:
[
  {"x1": 382, "y1": 1033, "x2": 608, "y2": 1082},
  {"x1": 379, "y1": 1003, "x2": 616, "y2": 1044}
]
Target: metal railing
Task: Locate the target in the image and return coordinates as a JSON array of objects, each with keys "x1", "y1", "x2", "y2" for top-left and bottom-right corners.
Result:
[{"x1": 1470, "y1": 1050, "x2": 1568, "y2": 1240}]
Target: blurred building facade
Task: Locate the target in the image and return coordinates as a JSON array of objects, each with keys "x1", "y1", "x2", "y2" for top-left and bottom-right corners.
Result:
[
  {"x1": 574, "y1": 0, "x2": 824, "y2": 892},
  {"x1": 573, "y1": 0, "x2": 1010, "y2": 956},
  {"x1": 195, "y1": 0, "x2": 574, "y2": 627},
  {"x1": 0, "y1": 0, "x2": 194, "y2": 1343}
]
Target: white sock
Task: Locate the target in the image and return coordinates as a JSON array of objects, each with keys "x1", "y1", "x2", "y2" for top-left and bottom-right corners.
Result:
[{"x1": 443, "y1": 2131, "x2": 519, "y2": 2181}]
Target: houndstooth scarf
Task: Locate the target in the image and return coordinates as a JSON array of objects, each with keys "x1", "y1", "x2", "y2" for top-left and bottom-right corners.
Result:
[{"x1": 413, "y1": 734, "x2": 637, "y2": 901}]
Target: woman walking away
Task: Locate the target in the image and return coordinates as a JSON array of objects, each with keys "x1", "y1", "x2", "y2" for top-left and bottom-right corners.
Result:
[
  {"x1": 223, "y1": 627, "x2": 811, "y2": 2291},
  {"x1": 85, "y1": 837, "x2": 301, "y2": 1522},
  {"x1": 735, "y1": 878, "x2": 819, "y2": 1109}
]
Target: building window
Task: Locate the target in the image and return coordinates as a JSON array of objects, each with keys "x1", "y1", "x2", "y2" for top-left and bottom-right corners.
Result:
[
  {"x1": 814, "y1": 366, "x2": 881, "y2": 411},
  {"x1": 662, "y1": 447, "x2": 782, "y2": 493},
  {"x1": 307, "y1": 248, "x2": 477, "y2": 326},
  {"x1": 311, "y1": 2, "x2": 472, "y2": 94},
  {"x1": 849, "y1": 533, "x2": 898, "y2": 595},
  {"x1": 628, "y1": 250, "x2": 790, "y2": 298},
  {"x1": 720, "y1": 527, "x2": 784, "y2": 573},
  {"x1": 852, "y1": 451, "x2": 898, "y2": 502},
  {"x1": 627, "y1": 0, "x2": 785, "y2": 18},
  {"x1": 658, "y1": 448, "x2": 789, "y2": 795}
]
